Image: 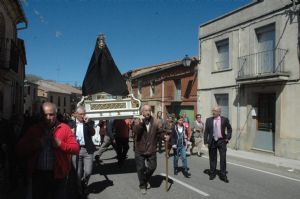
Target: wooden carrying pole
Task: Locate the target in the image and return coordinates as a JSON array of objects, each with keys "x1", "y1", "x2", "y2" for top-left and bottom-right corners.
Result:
[{"x1": 165, "y1": 139, "x2": 169, "y2": 192}]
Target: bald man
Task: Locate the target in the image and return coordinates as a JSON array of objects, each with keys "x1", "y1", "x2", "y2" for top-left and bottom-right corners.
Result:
[
  {"x1": 204, "y1": 106, "x2": 232, "y2": 183},
  {"x1": 17, "y1": 102, "x2": 80, "y2": 199},
  {"x1": 133, "y1": 104, "x2": 168, "y2": 195}
]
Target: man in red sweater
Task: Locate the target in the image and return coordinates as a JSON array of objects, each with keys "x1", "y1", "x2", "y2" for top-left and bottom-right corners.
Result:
[{"x1": 17, "y1": 102, "x2": 80, "y2": 199}]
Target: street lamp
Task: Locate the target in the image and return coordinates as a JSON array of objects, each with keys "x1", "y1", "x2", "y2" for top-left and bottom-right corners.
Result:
[{"x1": 182, "y1": 54, "x2": 192, "y2": 67}]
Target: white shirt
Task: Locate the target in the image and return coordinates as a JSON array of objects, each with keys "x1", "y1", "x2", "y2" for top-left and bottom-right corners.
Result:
[
  {"x1": 76, "y1": 122, "x2": 85, "y2": 146},
  {"x1": 177, "y1": 126, "x2": 183, "y2": 133},
  {"x1": 146, "y1": 123, "x2": 150, "y2": 133}
]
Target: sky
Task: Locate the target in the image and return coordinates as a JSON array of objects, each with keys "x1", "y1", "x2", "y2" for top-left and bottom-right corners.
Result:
[{"x1": 19, "y1": 0, "x2": 250, "y2": 86}]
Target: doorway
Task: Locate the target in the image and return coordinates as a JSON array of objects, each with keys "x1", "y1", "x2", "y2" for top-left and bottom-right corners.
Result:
[{"x1": 252, "y1": 93, "x2": 276, "y2": 152}]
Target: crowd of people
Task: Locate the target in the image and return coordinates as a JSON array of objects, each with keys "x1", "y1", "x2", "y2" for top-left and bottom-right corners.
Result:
[{"x1": 0, "y1": 102, "x2": 232, "y2": 198}]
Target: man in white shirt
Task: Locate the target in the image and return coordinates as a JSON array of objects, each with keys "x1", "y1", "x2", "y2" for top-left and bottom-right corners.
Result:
[{"x1": 69, "y1": 106, "x2": 95, "y2": 196}]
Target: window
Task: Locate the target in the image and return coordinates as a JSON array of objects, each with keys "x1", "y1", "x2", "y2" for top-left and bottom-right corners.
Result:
[
  {"x1": 215, "y1": 94, "x2": 229, "y2": 118},
  {"x1": 174, "y1": 79, "x2": 181, "y2": 101},
  {"x1": 27, "y1": 86, "x2": 30, "y2": 95},
  {"x1": 63, "y1": 97, "x2": 66, "y2": 106},
  {"x1": 50, "y1": 96, "x2": 53, "y2": 103},
  {"x1": 257, "y1": 93, "x2": 275, "y2": 132},
  {"x1": 150, "y1": 81, "x2": 155, "y2": 97},
  {"x1": 58, "y1": 96, "x2": 61, "y2": 106},
  {"x1": 215, "y1": 39, "x2": 229, "y2": 70},
  {"x1": 138, "y1": 80, "x2": 142, "y2": 98},
  {"x1": 255, "y1": 24, "x2": 275, "y2": 74}
]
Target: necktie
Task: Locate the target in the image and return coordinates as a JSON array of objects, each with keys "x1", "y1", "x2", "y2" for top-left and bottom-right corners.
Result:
[{"x1": 213, "y1": 120, "x2": 218, "y2": 141}]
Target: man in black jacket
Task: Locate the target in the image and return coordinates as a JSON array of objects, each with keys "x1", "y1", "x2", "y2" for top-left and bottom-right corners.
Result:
[
  {"x1": 69, "y1": 106, "x2": 95, "y2": 195},
  {"x1": 204, "y1": 106, "x2": 232, "y2": 183}
]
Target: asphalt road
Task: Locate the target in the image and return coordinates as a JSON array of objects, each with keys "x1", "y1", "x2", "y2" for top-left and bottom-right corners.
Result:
[{"x1": 86, "y1": 141, "x2": 300, "y2": 199}]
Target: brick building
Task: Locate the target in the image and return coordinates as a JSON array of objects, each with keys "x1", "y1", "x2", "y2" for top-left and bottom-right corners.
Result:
[{"x1": 125, "y1": 57, "x2": 198, "y2": 123}]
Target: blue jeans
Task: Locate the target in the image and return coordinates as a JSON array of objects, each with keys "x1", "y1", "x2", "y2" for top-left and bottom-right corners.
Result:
[{"x1": 173, "y1": 146, "x2": 188, "y2": 172}]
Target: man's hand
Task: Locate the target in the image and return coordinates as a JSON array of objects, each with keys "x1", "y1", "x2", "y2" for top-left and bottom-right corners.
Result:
[
  {"x1": 53, "y1": 138, "x2": 61, "y2": 148},
  {"x1": 172, "y1": 144, "x2": 177, "y2": 149}
]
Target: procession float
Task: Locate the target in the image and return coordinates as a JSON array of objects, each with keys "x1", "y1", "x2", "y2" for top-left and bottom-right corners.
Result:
[{"x1": 77, "y1": 34, "x2": 141, "y2": 120}]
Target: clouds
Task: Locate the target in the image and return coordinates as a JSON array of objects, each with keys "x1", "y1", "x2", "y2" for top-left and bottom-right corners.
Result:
[
  {"x1": 55, "y1": 31, "x2": 63, "y2": 38},
  {"x1": 33, "y1": 9, "x2": 47, "y2": 24}
]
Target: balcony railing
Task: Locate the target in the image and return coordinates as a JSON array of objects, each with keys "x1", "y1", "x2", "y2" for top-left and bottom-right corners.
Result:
[
  {"x1": 0, "y1": 37, "x2": 20, "y2": 73},
  {"x1": 238, "y1": 48, "x2": 288, "y2": 78}
]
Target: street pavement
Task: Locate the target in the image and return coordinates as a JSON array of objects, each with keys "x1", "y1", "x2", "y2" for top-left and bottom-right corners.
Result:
[
  {"x1": 86, "y1": 141, "x2": 300, "y2": 199},
  {"x1": 1, "y1": 140, "x2": 300, "y2": 199}
]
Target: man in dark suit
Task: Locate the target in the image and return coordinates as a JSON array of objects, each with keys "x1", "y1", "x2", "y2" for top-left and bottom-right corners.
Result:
[
  {"x1": 69, "y1": 106, "x2": 96, "y2": 195},
  {"x1": 204, "y1": 106, "x2": 232, "y2": 183}
]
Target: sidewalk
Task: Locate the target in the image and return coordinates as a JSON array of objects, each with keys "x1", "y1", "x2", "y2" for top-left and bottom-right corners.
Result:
[{"x1": 201, "y1": 147, "x2": 300, "y2": 171}]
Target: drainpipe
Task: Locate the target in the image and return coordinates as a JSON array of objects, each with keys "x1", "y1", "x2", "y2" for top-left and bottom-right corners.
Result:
[
  {"x1": 298, "y1": 6, "x2": 300, "y2": 80},
  {"x1": 235, "y1": 83, "x2": 241, "y2": 150}
]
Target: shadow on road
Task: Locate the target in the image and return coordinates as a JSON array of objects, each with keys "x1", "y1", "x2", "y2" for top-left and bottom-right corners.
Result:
[
  {"x1": 88, "y1": 175, "x2": 114, "y2": 194},
  {"x1": 150, "y1": 175, "x2": 174, "y2": 191},
  {"x1": 93, "y1": 158, "x2": 137, "y2": 175}
]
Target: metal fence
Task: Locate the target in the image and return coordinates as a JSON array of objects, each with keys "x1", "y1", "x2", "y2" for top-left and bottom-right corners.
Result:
[{"x1": 238, "y1": 48, "x2": 288, "y2": 78}]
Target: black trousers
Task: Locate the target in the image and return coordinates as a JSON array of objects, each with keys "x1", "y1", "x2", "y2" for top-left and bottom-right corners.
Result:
[
  {"x1": 208, "y1": 139, "x2": 227, "y2": 176},
  {"x1": 135, "y1": 153, "x2": 157, "y2": 189},
  {"x1": 116, "y1": 137, "x2": 129, "y2": 160},
  {"x1": 32, "y1": 170, "x2": 67, "y2": 199}
]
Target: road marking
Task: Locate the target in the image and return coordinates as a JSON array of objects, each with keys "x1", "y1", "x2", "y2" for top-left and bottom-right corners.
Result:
[
  {"x1": 160, "y1": 173, "x2": 210, "y2": 197},
  {"x1": 228, "y1": 161, "x2": 300, "y2": 183},
  {"x1": 201, "y1": 156, "x2": 300, "y2": 183}
]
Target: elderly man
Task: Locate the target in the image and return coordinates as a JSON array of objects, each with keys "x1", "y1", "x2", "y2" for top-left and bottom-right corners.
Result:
[
  {"x1": 69, "y1": 106, "x2": 96, "y2": 195},
  {"x1": 133, "y1": 104, "x2": 169, "y2": 195},
  {"x1": 204, "y1": 106, "x2": 232, "y2": 183},
  {"x1": 17, "y1": 102, "x2": 80, "y2": 199}
]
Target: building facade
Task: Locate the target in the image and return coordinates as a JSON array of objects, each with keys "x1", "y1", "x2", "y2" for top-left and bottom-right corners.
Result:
[
  {"x1": 126, "y1": 58, "x2": 198, "y2": 124},
  {"x1": 34, "y1": 80, "x2": 82, "y2": 115},
  {"x1": 0, "y1": 0, "x2": 27, "y2": 119},
  {"x1": 24, "y1": 81, "x2": 39, "y2": 116},
  {"x1": 198, "y1": 0, "x2": 300, "y2": 160}
]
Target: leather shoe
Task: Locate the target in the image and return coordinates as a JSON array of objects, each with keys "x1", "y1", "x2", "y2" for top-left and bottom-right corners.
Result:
[
  {"x1": 183, "y1": 171, "x2": 191, "y2": 178},
  {"x1": 220, "y1": 175, "x2": 229, "y2": 183},
  {"x1": 209, "y1": 174, "x2": 216, "y2": 180}
]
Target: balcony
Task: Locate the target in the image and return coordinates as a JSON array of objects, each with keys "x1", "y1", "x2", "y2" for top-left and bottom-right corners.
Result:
[
  {"x1": 0, "y1": 37, "x2": 20, "y2": 73},
  {"x1": 237, "y1": 48, "x2": 289, "y2": 84}
]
